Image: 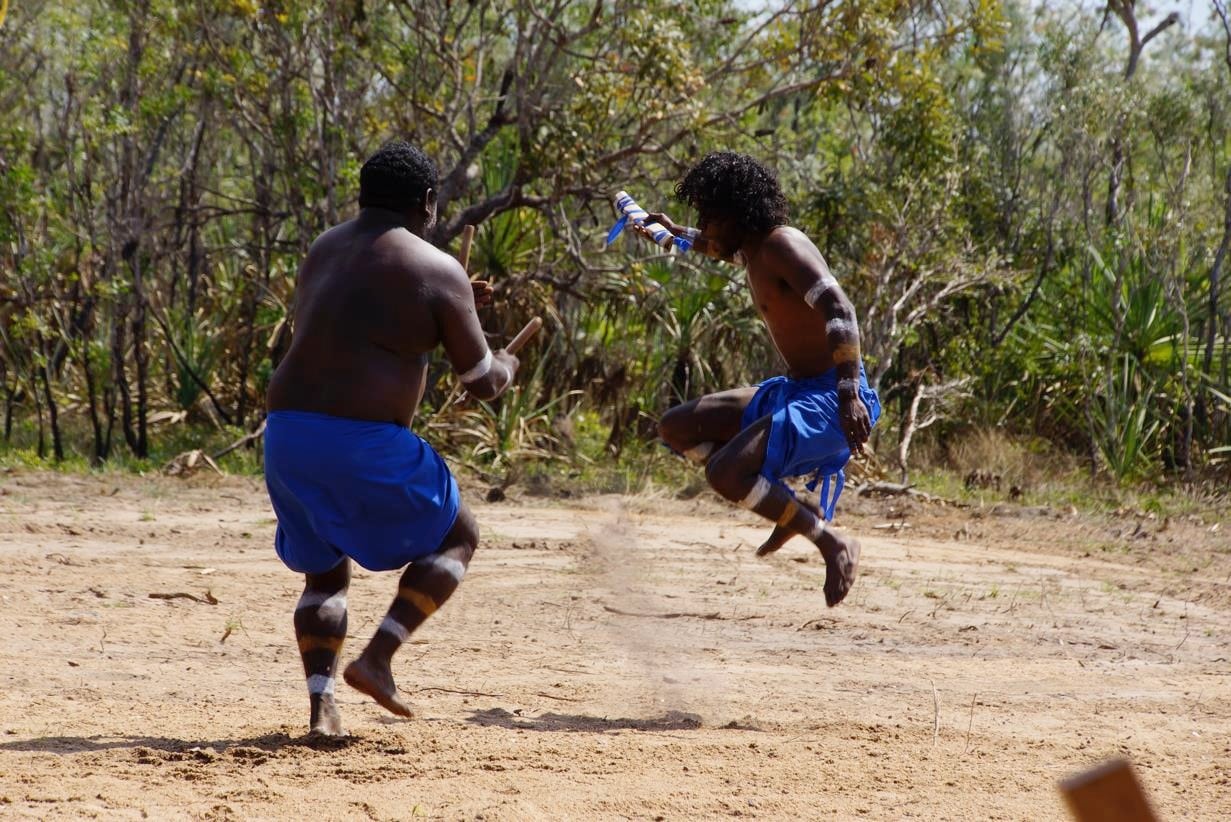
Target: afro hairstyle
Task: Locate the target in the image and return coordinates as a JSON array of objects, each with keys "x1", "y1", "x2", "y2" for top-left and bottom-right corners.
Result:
[
  {"x1": 359, "y1": 140, "x2": 438, "y2": 211},
  {"x1": 674, "y1": 151, "x2": 788, "y2": 233}
]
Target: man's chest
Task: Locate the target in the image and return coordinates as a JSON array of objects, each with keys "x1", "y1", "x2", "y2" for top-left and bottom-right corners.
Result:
[{"x1": 745, "y1": 266, "x2": 797, "y2": 316}]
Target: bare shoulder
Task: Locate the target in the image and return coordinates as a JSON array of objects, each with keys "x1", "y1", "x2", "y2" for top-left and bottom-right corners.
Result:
[
  {"x1": 303, "y1": 221, "x2": 351, "y2": 261},
  {"x1": 757, "y1": 226, "x2": 829, "y2": 276},
  {"x1": 761, "y1": 226, "x2": 821, "y2": 260},
  {"x1": 297, "y1": 222, "x2": 352, "y2": 286},
  {"x1": 416, "y1": 237, "x2": 471, "y2": 298},
  {"x1": 374, "y1": 229, "x2": 469, "y2": 295}
]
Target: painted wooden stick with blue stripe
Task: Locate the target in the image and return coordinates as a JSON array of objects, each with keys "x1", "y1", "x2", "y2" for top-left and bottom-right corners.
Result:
[{"x1": 605, "y1": 191, "x2": 694, "y2": 252}]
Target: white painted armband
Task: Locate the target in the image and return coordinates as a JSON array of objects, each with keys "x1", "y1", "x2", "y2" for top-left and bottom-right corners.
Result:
[
  {"x1": 458, "y1": 349, "x2": 493, "y2": 383},
  {"x1": 837, "y1": 377, "x2": 861, "y2": 395},
  {"x1": 804, "y1": 277, "x2": 838, "y2": 309},
  {"x1": 825, "y1": 317, "x2": 857, "y2": 338}
]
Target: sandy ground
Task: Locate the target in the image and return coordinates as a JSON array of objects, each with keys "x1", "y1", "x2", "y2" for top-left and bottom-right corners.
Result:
[{"x1": 0, "y1": 468, "x2": 1228, "y2": 821}]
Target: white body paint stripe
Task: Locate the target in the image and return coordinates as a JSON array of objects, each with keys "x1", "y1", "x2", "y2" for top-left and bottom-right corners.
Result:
[
  {"x1": 307, "y1": 674, "x2": 335, "y2": 695},
  {"x1": 804, "y1": 280, "x2": 838, "y2": 308},
  {"x1": 738, "y1": 476, "x2": 773, "y2": 510},
  {"x1": 417, "y1": 553, "x2": 466, "y2": 582},
  {"x1": 378, "y1": 615, "x2": 410, "y2": 643},
  {"x1": 458, "y1": 349, "x2": 493, "y2": 383},
  {"x1": 683, "y1": 442, "x2": 714, "y2": 464},
  {"x1": 825, "y1": 318, "x2": 856, "y2": 336},
  {"x1": 296, "y1": 591, "x2": 347, "y2": 612},
  {"x1": 808, "y1": 520, "x2": 826, "y2": 541}
]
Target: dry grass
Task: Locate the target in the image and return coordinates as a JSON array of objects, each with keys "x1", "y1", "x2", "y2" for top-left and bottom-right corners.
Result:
[{"x1": 913, "y1": 428, "x2": 1080, "y2": 493}]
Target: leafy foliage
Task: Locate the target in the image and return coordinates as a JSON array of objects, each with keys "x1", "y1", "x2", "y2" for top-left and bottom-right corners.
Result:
[{"x1": 0, "y1": 0, "x2": 1228, "y2": 487}]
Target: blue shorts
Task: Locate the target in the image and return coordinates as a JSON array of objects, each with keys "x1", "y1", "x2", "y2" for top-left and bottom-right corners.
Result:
[
  {"x1": 263, "y1": 411, "x2": 461, "y2": 574},
  {"x1": 740, "y1": 366, "x2": 881, "y2": 520}
]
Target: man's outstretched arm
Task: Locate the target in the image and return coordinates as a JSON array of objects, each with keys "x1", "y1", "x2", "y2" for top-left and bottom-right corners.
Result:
[{"x1": 637, "y1": 212, "x2": 739, "y2": 264}]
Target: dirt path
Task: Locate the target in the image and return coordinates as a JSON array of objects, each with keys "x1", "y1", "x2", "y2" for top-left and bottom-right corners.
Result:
[{"x1": 0, "y1": 470, "x2": 1228, "y2": 820}]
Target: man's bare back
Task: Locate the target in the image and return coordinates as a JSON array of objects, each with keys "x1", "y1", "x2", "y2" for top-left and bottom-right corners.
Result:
[
  {"x1": 267, "y1": 210, "x2": 512, "y2": 426},
  {"x1": 263, "y1": 140, "x2": 520, "y2": 736}
]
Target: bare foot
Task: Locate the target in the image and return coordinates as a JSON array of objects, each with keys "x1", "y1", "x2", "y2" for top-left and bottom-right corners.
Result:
[
  {"x1": 343, "y1": 654, "x2": 413, "y2": 718},
  {"x1": 756, "y1": 498, "x2": 820, "y2": 557},
  {"x1": 816, "y1": 531, "x2": 861, "y2": 607},
  {"x1": 756, "y1": 524, "x2": 793, "y2": 557},
  {"x1": 308, "y1": 693, "x2": 345, "y2": 736}
]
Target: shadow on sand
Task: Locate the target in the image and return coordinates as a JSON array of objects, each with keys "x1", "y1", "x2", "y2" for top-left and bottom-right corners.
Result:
[
  {"x1": 465, "y1": 707, "x2": 704, "y2": 733},
  {"x1": 0, "y1": 730, "x2": 360, "y2": 756}
]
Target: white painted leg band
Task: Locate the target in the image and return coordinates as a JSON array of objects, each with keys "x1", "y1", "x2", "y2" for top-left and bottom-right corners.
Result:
[
  {"x1": 458, "y1": 349, "x2": 493, "y2": 383},
  {"x1": 417, "y1": 553, "x2": 467, "y2": 582},
  {"x1": 378, "y1": 615, "x2": 410, "y2": 644},
  {"x1": 738, "y1": 476, "x2": 773, "y2": 510},
  {"x1": 683, "y1": 442, "x2": 714, "y2": 464},
  {"x1": 307, "y1": 674, "x2": 335, "y2": 695},
  {"x1": 296, "y1": 590, "x2": 347, "y2": 612},
  {"x1": 808, "y1": 519, "x2": 826, "y2": 541}
]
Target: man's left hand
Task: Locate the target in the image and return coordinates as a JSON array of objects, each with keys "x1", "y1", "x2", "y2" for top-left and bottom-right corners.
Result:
[
  {"x1": 838, "y1": 393, "x2": 872, "y2": 456},
  {"x1": 471, "y1": 279, "x2": 494, "y2": 308}
]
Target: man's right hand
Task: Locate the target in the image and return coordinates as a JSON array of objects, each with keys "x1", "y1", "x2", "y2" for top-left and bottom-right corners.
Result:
[
  {"x1": 642, "y1": 212, "x2": 679, "y2": 234},
  {"x1": 493, "y1": 348, "x2": 519, "y2": 379},
  {"x1": 465, "y1": 349, "x2": 519, "y2": 402},
  {"x1": 632, "y1": 211, "x2": 682, "y2": 246}
]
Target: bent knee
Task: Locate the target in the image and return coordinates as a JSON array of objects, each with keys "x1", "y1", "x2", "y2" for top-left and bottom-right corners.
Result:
[
  {"x1": 443, "y1": 505, "x2": 480, "y2": 556},
  {"x1": 658, "y1": 409, "x2": 687, "y2": 451}
]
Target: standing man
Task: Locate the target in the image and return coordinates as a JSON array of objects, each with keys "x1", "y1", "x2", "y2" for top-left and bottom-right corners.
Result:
[
  {"x1": 638, "y1": 151, "x2": 881, "y2": 607},
  {"x1": 264, "y1": 140, "x2": 519, "y2": 736}
]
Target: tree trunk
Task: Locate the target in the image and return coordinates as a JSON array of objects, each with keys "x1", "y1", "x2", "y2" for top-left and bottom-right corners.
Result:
[
  {"x1": 1196, "y1": 164, "x2": 1231, "y2": 433},
  {"x1": 38, "y1": 348, "x2": 64, "y2": 462},
  {"x1": 1104, "y1": 5, "x2": 1178, "y2": 226},
  {"x1": 114, "y1": 304, "x2": 139, "y2": 456},
  {"x1": 1, "y1": 359, "x2": 12, "y2": 442},
  {"x1": 897, "y1": 381, "x2": 925, "y2": 484},
  {"x1": 130, "y1": 254, "x2": 150, "y2": 458},
  {"x1": 33, "y1": 372, "x2": 45, "y2": 460},
  {"x1": 81, "y1": 345, "x2": 106, "y2": 466}
]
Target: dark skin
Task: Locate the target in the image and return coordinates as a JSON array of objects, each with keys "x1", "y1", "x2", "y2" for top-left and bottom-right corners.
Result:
[
  {"x1": 267, "y1": 189, "x2": 518, "y2": 733},
  {"x1": 267, "y1": 192, "x2": 515, "y2": 423},
  {"x1": 637, "y1": 210, "x2": 871, "y2": 604}
]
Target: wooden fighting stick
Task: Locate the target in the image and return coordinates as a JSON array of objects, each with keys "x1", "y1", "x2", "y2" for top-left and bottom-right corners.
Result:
[
  {"x1": 456, "y1": 223, "x2": 543, "y2": 355},
  {"x1": 1059, "y1": 758, "x2": 1158, "y2": 822},
  {"x1": 451, "y1": 317, "x2": 543, "y2": 405},
  {"x1": 458, "y1": 224, "x2": 476, "y2": 273},
  {"x1": 453, "y1": 225, "x2": 544, "y2": 398},
  {"x1": 506, "y1": 316, "x2": 543, "y2": 355}
]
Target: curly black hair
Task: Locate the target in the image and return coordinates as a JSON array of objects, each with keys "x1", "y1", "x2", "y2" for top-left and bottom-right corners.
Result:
[
  {"x1": 359, "y1": 140, "x2": 438, "y2": 211},
  {"x1": 674, "y1": 151, "x2": 788, "y2": 232}
]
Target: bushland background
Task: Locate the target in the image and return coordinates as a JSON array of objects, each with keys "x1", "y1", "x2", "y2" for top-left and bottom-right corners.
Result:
[{"x1": 2, "y1": 0, "x2": 1229, "y2": 513}]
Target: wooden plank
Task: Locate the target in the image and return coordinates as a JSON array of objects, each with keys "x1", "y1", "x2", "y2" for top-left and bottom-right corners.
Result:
[{"x1": 1059, "y1": 758, "x2": 1159, "y2": 822}]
